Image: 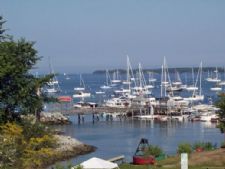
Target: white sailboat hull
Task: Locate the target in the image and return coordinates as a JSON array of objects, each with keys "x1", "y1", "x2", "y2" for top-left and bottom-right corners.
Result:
[
  {"x1": 73, "y1": 92, "x2": 91, "y2": 98},
  {"x1": 210, "y1": 87, "x2": 222, "y2": 91}
]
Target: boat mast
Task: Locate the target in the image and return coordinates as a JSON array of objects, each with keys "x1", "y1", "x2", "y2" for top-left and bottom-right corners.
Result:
[
  {"x1": 139, "y1": 63, "x2": 142, "y2": 88},
  {"x1": 200, "y1": 61, "x2": 202, "y2": 96},
  {"x1": 161, "y1": 64, "x2": 163, "y2": 97}
]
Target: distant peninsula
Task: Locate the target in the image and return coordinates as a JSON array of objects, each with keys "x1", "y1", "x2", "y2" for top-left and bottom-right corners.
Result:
[{"x1": 93, "y1": 67, "x2": 224, "y2": 75}]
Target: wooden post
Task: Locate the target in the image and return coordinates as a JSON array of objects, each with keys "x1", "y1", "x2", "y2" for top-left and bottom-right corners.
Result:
[
  {"x1": 92, "y1": 113, "x2": 95, "y2": 123},
  {"x1": 132, "y1": 109, "x2": 134, "y2": 119},
  {"x1": 78, "y1": 113, "x2": 81, "y2": 124}
]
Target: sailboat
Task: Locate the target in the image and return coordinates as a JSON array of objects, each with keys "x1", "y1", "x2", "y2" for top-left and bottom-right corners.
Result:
[
  {"x1": 167, "y1": 69, "x2": 183, "y2": 92},
  {"x1": 73, "y1": 74, "x2": 91, "y2": 98},
  {"x1": 64, "y1": 73, "x2": 70, "y2": 80},
  {"x1": 206, "y1": 67, "x2": 221, "y2": 82},
  {"x1": 111, "y1": 70, "x2": 121, "y2": 84},
  {"x1": 160, "y1": 57, "x2": 173, "y2": 97},
  {"x1": 148, "y1": 72, "x2": 157, "y2": 82},
  {"x1": 100, "y1": 70, "x2": 112, "y2": 89},
  {"x1": 186, "y1": 68, "x2": 198, "y2": 91},
  {"x1": 46, "y1": 57, "x2": 61, "y2": 93},
  {"x1": 184, "y1": 62, "x2": 204, "y2": 102}
]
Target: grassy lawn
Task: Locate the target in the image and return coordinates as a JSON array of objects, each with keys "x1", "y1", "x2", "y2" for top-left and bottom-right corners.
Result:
[{"x1": 120, "y1": 148, "x2": 225, "y2": 169}]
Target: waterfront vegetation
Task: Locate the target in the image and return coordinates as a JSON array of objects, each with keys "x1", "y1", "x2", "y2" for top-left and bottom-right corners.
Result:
[
  {"x1": 120, "y1": 148, "x2": 225, "y2": 169},
  {"x1": 0, "y1": 16, "x2": 59, "y2": 169}
]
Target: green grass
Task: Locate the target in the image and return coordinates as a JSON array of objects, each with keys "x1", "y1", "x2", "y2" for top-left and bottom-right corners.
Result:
[{"x1": 120, "y1": 163, "x2": 225, "y2": 169}]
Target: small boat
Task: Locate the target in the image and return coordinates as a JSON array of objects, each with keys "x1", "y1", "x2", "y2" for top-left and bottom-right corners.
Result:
[
  {"x1": 185, "y1": 85, "x2": 198, "y2": 91},
  {"x1": 210, "y1": 86, "x2": 222, "y2": 91},
  {"x1": 95, "y1": 91, "x2": 105, "y2": 95},
  {"x1": 73, "y1": 91, "x2": 91, "y2": 98}
]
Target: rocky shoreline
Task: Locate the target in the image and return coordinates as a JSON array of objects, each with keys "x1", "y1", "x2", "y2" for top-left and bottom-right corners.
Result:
[
  {"x1": 55, "y1": 134, "x2": 96, "y2": 158},
  {"x1": 46, "y1": 135, "x2": 96, "y2": 169},
  {"x1": 40, "y1": 112, "x2": 71, "y2": 124},
  {"x1": 39, "y1": 112, "x2": 96, "y2": 168}
]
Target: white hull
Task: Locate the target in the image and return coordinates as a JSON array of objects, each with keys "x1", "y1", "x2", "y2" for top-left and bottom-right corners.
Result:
[
  {"x1": 95, "y1": 91, "x2": 105, "y2": 95},
  {"x1": 219, "y1": 81, "x2": 225, "y2": 86},
  {"x1": 200, "y1": 113, "x2": 218, "y2": 122},
  {"x1": 100, "y1": 85, "x2": 112, "y2": 89},
  {"x1": 210, "y1": 87, "x2": 222, "y2": 91},
  {"x1": 73, "y1": 92, "x2": 91, "y2": 98},
  {"x1": 46, "y1": 88, "x2": 58, "y2": 93},
  {"x1": 149, "y1": 78, "x2": 157, "y2": 82},
  {"x1": 185, "y1": 86, "x2": 198, "y2": 91},
  {"x1": 206, "y1": 78, "x2": 221, "y2": 82},
  {"x1": 74, "y1": 87, "x2": 85, "y2": 91},
  {"x1": 111, "y1": 80, "x2": 121, "y2": 83},
  {"x1": 184, "y1": 95, "x2": 204, "y2": 102}
]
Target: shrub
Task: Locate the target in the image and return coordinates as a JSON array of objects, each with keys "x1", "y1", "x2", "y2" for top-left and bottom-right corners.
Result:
[
  {"x1": 21, "y1": 119, "x2": 52, "y2": 141},
  {"x1": 0, "y1": 122, "x2": 57, "y2": 169},
  {"x1": 177, "y1": 143, "x2": 192, "y2": 154},
  {"x1": 221, "y1": 141, "x2": 225, "y2": 148},
  {"x1": 203, "y1": 142, "x2": 213, "y2": 151},
  {"x1": 192, "y1": 142, "x2": 214, "y2": 151},
  {"x1": 144, "y1": 145, "x2": 163, "y2": 157}
]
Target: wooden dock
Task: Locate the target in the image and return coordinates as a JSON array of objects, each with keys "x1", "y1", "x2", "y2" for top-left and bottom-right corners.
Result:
[
  {"x1": 49, "y1": 106, "x2": 149, "y2": 115},
  {"x1": 107, "y1": 155, "x2": 125, "y2": 163}
]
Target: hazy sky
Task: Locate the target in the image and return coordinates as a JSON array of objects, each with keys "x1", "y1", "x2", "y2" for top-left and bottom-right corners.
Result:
[{"x1": 1, "y1": 0, "x2": 225, "y2": 73}]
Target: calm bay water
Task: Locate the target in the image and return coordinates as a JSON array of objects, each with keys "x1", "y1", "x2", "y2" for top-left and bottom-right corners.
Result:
[
  {"x1": 50, "y1": 72, "x2": 224, "y2": 166},
  {"x1": 54, "y1": 117, "x2": 223, "y2": 165}
]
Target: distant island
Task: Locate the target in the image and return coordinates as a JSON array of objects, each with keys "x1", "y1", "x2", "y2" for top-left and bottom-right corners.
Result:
[{"x1": 93, "y1": 67, "x2": 225, "y2": 75}]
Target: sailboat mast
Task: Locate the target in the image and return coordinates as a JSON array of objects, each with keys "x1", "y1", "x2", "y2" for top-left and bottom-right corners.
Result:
[
  {"x1": 164, "y1": 58, "x2": 167, "y2": 97},
  {"x1": 139, "y1": 63, "x2": 142, "y2": 87},
  {"x1": 192, "y1": 67, "x2": 194, "y2": 86},
  {"x1": 105, "y1": 70, "x2": 108, "y2": 86},
  {"x1": 127, "y1": 56, "x2": 131, "y2": 91},
  {"x1": 200, "y1": 62, "x2": 202, "y2": 96},
  {"x1": 161, "y1": 64, "x2": 163, "y2": 98}
]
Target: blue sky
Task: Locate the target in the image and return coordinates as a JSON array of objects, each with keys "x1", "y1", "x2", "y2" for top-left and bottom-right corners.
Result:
[{"x1": 1, "y1": 0, "x2": 225, "y2": 73}]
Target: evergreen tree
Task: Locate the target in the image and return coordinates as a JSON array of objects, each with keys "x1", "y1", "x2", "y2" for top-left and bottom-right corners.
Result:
[{"x1": 0, "y1": 16, "x2": 53, "y2": 123}]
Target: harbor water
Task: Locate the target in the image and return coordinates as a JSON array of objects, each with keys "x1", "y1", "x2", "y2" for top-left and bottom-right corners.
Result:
[{"x1": 50, "y1": 72, "x2": 224, "y2": 166}]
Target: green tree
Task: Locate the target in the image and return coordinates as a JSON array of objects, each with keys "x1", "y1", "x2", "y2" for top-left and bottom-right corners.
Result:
[
  {"x1": 215, "y1": 93, "x2": 225, "y2": 140},
  {"x1": 0, "y1": 16, "x2": 53, "y2": 123}
]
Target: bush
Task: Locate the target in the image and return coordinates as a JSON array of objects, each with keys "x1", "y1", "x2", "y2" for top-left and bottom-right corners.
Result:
[
  {"x1": 221, "y1": 141, "x2": 225, "y2": 148},
  {"x1": 177, "y1": 143, "x2": 192, "y2": 154},
  {"x1": 21, "y1": 119, "x2": 52, "y2": 141},
  {"x1": 0, "y1": 122, "x2": 57, "y2": 169},
  {"x1": 144, "y1": 145, "x2": 163, "y2": 157},
  {"x1": 203, "y1": 142, "x2": 214, "y2": 151},
  {"x1": 192, "y1": 141, "x2": 214, "y2": 151}
]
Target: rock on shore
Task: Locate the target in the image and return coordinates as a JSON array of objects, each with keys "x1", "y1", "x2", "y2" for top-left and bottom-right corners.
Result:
[
  {"x1": 54, "y1": 135, "x2": 96, "y2": 161},
  {"x1": 40, "y1": 112, "x2": 71, "y2": 124}
]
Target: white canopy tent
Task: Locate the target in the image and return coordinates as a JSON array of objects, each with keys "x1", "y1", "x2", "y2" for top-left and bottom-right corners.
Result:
[{"x1": 78, "y1": 157, "x2": 119, "y2": 169}]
